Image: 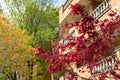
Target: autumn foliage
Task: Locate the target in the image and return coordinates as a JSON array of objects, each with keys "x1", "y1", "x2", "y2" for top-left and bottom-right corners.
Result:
[
  {"x1": 0, "y1": 15, "x2": 34, "y2": 80},
  {"x1": 35, "y1": 3, "x2": 120, "y2": 80}
]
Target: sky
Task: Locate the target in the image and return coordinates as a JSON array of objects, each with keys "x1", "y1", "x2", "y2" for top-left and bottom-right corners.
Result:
[
  {"x1": 0, "y1": 0, "x2": 5, "y2": 8},
  {"x1": 53, "y1": 0, "x2": 67, "y2": 7}
]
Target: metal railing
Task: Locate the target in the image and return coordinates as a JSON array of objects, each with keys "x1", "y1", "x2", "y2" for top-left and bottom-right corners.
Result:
[
  {"x1": 90, "y1": 0, "x2": 111, "y2": 19},
  {"x1": 90, "y1": 46, "x2": 120, "y2": 79},
  {"x1": 91, "y1": 55, "x2": 118, "y2": 74}
]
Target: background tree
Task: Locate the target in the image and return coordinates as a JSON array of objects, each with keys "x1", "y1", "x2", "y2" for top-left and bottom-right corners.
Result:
[
  {"x1": 0, "y1": 15, "x2": 34, "y2": 80},
  {"x1": 4, "y1": 0, "x2": 59, "y2": 49},
  {"x1": 4, "y1": 0, "x2": 59, "y2": 80}
]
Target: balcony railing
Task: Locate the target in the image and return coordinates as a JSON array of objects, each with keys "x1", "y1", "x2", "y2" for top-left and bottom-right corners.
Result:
[
  {"x1": 63, "y1": 0, "x2": 72, "y2": 11},
  {"x1": 91, "y1": 55, "x2": 118, "y2": 74},
  {"x1": 90, "y1": 0, "x2": 111, "y2": 19},
  {"x1": 90, "y1": 46, "x2": 120, "y2": 79}
]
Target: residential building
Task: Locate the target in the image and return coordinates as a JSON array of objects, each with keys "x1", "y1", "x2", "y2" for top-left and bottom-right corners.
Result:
[{"x1": 54, "y1": 0, "x2": 120, "y2": 80}]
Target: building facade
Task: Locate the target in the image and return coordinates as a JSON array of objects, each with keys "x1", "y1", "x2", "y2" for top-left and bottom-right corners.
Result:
[{"x1": 54, "y1": 0, "x2": 120, "y2": 80}]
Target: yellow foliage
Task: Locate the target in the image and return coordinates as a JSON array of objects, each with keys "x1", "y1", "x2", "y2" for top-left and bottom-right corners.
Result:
[{"x1": 0, "y1": 15, "x2": 34, "y2": 79}]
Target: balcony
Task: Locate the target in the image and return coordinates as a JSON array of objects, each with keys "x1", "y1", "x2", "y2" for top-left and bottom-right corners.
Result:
[
  {"x1": 59, "y1": 0, "x2": 111, "y2": 25},
  {"x1": 59, "y1": 0, "x2": 91, "y2": 25},
  {"x1": 90, "y1": 0, "x2": 111, "y2": 19},
  {"x1": 90, "y1": 46, "x2": 120, "y2": 79}
]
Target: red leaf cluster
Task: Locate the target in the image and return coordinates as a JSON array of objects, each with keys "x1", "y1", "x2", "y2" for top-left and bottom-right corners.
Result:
[{"x1": 35, "y1": 3, "x2": 120, "y2": 80}]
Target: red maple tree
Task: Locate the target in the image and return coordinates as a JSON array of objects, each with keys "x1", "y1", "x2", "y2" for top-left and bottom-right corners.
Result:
[{"x1": 35, "y1": 3, "x2": 120, "y2": 80}]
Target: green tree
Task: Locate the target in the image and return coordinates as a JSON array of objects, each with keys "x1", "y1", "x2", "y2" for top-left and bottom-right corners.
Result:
[{"x1": 5, "y1": 0, "x2": 59, "y2": 49}]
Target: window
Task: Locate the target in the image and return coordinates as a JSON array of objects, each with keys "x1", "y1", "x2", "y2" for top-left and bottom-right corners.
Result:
[
  {"x1": 70, "y1": 30, "x2": 75, "y2": 37},
  {"x1": 63, "y1": 38, "x2": 68, "y2": 44},
  {"x1": 63, "y1": 30, "x2": 75, "y2": 44}
]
